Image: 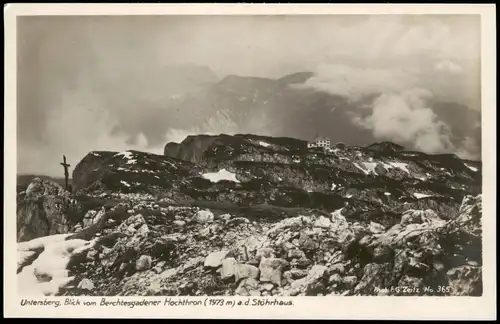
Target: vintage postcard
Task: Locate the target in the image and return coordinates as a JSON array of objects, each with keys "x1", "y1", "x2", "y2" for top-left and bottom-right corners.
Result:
[{"x1": 4, "y1": 3, "x2": 497, "y2": 320}]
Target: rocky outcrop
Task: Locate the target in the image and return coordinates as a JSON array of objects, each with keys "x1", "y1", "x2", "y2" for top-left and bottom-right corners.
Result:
[
  {"x1": 71, "y1": 150, "x2": 201, "y2": 195},
  {"x1": 17, "y1": 192, "x2": 482, "y2": 297},
  {"x1": 17, "y1": 178, "x2": 76, "y2": 242},
  {"x1": 16, "y1": 134, "x2": 482, "y2": 297}
]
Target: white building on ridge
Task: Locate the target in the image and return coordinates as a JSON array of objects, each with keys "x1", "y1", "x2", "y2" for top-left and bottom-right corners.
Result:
[{"x1": 307, "y1": 136, "x2": 331, "y2": 149}]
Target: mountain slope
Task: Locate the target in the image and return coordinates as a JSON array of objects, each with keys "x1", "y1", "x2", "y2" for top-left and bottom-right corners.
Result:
[{"x1": 16, "y1": 134, "x2": 482, "y2": 297}]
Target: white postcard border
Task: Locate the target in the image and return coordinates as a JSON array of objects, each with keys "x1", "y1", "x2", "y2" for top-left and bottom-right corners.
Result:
[{"x1": 3, "y1": 3, "x2": 497, "y2": 320}]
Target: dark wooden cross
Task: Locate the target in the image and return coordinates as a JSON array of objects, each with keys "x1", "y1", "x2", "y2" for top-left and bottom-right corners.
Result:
[{"x1": 60, "y1": 155, "x2": 71, "y2": 191}]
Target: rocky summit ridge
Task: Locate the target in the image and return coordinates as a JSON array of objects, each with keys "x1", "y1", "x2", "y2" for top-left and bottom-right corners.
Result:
[{"x1": 17, "y1": 134, "x2": 483, "y2": 297}]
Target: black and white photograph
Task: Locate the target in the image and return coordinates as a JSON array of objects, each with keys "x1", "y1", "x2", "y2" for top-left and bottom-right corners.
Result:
[{"x1": 5, "y1": 3, "x2": 496, "y2": 320}]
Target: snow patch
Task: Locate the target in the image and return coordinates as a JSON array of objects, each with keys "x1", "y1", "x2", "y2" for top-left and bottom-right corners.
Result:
[
  {"x1": 464, "y1": 164, "x2": 478, "y2": 172},
  {"x1": 115, "y1": 151, "x2": 133, "y2": 159},
  {"x1": 259, "y1": 141, "x2": 271, "y2": 148},
  {"x1": 120, "y1": 181, "x2": 131, "y2": 188},
  {"x1": 202, "y1": 169, "x2": 240, "y2": 183},
  {"x1": 384, "y1": 192, "x2": 391, "y2": 196},
  {"x1": 353, "y1": 162, "x2": 370, "y2": 175},
  {"x1": 363, "y1": 162, "x2": 379, "y2": 175},
  {"x1": 413, "y1": 193, "x2": 432, "y2": 199},
  {"x1": 389, "y1": 162, "x2": 410, "y2": 174},
  {"x1": 18, "y1": 234, "x2": 73, "y2": 252},
  {"x1": 18, "y1": 235, "x2": 96, "y2": 296},
  {"x1": 331, "y1": 183, "x2": 337, "y2": 191}
]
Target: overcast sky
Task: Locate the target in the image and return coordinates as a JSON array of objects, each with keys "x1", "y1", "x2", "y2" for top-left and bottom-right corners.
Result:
[{"x1": 17, "y1": 14, "x2": 481, "y2": 176}]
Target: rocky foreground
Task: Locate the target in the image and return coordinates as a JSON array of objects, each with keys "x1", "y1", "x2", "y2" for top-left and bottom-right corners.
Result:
[{"x1": 17, "y1": 134, "x2": 483, "y2": 297}]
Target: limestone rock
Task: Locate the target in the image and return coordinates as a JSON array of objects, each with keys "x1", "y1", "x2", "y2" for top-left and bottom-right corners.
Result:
[
  {"x1": 204, "y1": 250, "x2": 230, "y2": 268},
  {"x1": 342, "y1": 276, "x2": 358, "y2": 289},
  {"x1": 446, "y1": 265, "x2": 482, "y2": 296},
  {"x1": 369, "y1": 221, "x2": 385, "y2": 234},
  {"x1": 136, "y1": 255, "x2": 152, "y2": 271},
  {"x1": 220, "y1": 257, "x2": 238, "y2": 279},
  {"x1": 77, "y1": 278, "x2": 95, "y2": 291},
  {"x1": 255, "y1": 247, "x2": 275, "y2": 261},
  {"x1": 235, "y1": 278, "x2": 261, "y2": 296},
  {"x1": 193, "y1": 210, "x2": 214, "y2": 224},
  {"x1": 227, "y1": 217, "x2": 250, "y2": 226},
  {"x1": 287, "y1": 249, "x2": 306, "y2": 260},
  {"x1": 314, "y1": 216, "x2": 331, "y2": 229},
  {"x1": 259, "y1": 257, "x2": 288, "y2": 285},
  {"x1": 173, "y1": 220, "x2": 186, "y2": 227},
  {"x1": 235, "y1": 263, "x2": 260, "y2": 282},
  {"x1": 17, "y1": 178, "x2": 74, "y2": 242}
]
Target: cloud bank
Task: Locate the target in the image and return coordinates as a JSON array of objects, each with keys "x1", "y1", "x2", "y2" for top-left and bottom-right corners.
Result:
[{"x1": 16, "y1": 15, "x2": 481, "y2": 176}]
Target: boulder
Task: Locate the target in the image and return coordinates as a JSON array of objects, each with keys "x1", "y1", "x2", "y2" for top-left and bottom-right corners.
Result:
[
  {"x1": 136, "y1": 255, "x2": 152, "y2": 271},
  {"x1": 204, "y1": 250, "x2": 230, "y2": 268},
  {"x1": 235, "y1": 263, "x2": 260, "y2": 282},
  {"x1": 259, "y1": 257, "x2": 288, "y2": 285},
  {"x1": 235, "y1": 278, "x2": 261, "y2": 296},
  {"x1": 314, "y1": 216, "x2": 331, "y2": 229},
  {"x1": 17, "y1": 178, "x2": 75, "y2": 242},
  {"x1": 193, "y1": 210, "x2": 214, "y2": 224},
  {"x1": 77, "y1": 278, "x2": 95, "y2": 291},
  {"x1": 220, "y1": 257, "x2": 238, "y2": 279}
]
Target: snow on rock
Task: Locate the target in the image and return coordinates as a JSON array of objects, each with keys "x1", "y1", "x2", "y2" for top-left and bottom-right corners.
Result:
[
  {"x1": 363, "y1": 162, "x2": 379, "y2": 175},
  {"x1": 202, "y1": 169, "x2": 240, "y2": 183},
  {"x1": 389, "y1": 162, "x2": 410, "y2": 174},
  {"x1": 331, "y1": 183, "x2": 337, "y2": 191},
  {"x1": 353, "y1": 163, "x2": 370, "y2": 175},
  {"x1": 413, "y1": 193, "x2": 433, "y2": 199},
  {"x1": 259, "y1": 141, "x2": 271, "y2": 148},
  {"x1": 464, "y1": 164, "x2": 478, "y2": 172},
  {"x1": 384, "y1": 192, "x2": 391, "y2": 196},
  {"x1": 18, "y1": 235, "x2": 95, "y2": 296},
  {"x1": 114, "y1": 151, "x2": 133, "y2": 159},
  {"x1": 120, "y1": 180, "x2": 131, "y2": 188}
]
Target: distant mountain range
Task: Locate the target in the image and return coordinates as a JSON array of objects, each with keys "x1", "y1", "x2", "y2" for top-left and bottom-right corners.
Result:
[{"x1": 112, "y1": 64, "x2": 480, "y2": 159}]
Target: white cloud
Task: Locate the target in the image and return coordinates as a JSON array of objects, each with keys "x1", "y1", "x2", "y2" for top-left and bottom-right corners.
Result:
[
  {"x1": 17, "y1": 15, "x2": 481, "y2": 175},
  {"x1": 351, "y1": 88, "x2": 454, "y2": 153},
  {"x1": 434, "y1": 60, "x2": 463, "y2": 74}
]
